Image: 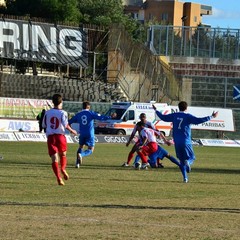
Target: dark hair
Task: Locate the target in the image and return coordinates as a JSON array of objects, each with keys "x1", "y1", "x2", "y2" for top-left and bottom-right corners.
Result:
[
  {"x1": 139, "y1": 113, "x2": 146, "y2": 118},
  {"x1": 82, "y1": 101, "x2": 90, "y2": 109},
  {"x1": 52, "y1": 94, "x2": 62, "y2": 106},
  {"x1": 178, "y1": 101, "x2": 188, "y2": 111}
]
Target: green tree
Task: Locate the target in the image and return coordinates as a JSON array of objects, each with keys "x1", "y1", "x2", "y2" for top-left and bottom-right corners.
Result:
[
  {"x1": 3, "y1": 0, "x2": 80, "y2": 22},
  {"x1": 77, "y1": 0, "x2": 124, "y2": 26}
]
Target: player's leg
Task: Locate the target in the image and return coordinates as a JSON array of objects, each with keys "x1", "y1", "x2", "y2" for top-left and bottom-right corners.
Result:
[
  {"x1": 184, "y1": 144, "x2": 195, "y2": 172},
  {"x1": 179, "y1": 161, "x2": 188, "y2": 183},
  {"x1": 155, "y1": 145, "x2": 165, "y2": 168},
  {"x1": 48, "y1": 135, "x2": 64, "y2": 185},
  {"x1": 59, "y1": 151, "x2": 69, "y2": 181},
  {"x1": 141, "y1": 143, "x2": 158, "y2": 169},
  {"x1": 122, "y1": 144, "x2": 138, "y2": 167},
  {"x1": 175, "y1": 145, "x2": 188, "y2": 182},
  {"x1": 56, "y1": 135, "x2": 68, "y2": 182},
  {"x1": 81, "y1": 146, "x2": 94, "y2": 157},
  {"x1": 148, "y1": 154, "x2": 158, "y2": 168},
  {"x1": 133, "y1": 154, "x2": 141, "y2": 164},
  {"x1": 166, "y1": 153, "x2": 180, "y2": 167},
  {"x1": 80, "y1": 136, "x2": 95, "y2": 159},
  {"x1": 76, "y1": 144, "x2": 84, "y2": 168}
]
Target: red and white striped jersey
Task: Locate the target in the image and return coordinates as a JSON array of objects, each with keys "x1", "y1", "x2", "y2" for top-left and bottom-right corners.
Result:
[{"x1": 42, "y1": 108, "x2": 68, "y2": 137}]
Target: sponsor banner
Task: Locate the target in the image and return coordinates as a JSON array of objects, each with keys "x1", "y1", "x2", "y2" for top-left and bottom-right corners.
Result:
[
  {"x1": 0, "y1": 97, "x2": 53, "y2": 119},
  {"x1": 0, "y1": 19, "x2": 88, "y2": 67},
  {"x1": 1, "y1": 131, "x2": 239, "y2": 147},
  {"x1": 0, "y1": 119, "x2": 39, "y2": 132},
  {"x1": 14, "y1": 132, "x2": 74, "y2": 143},
  {"x1": 70, "y1": 135, "x2": 129, "y2": 144},
  {"x1": 200, "y1": 139, "x2": 240, "y2": 147},
  {"x1": 15, "y1": 132, "x2": 47, "y2": 142},
  {"x1": 170, "y1": 106, "x2": 235, "y2": 132},
  {"x1": 0, "y1": 132, "x2": 18, "y2": 141}
]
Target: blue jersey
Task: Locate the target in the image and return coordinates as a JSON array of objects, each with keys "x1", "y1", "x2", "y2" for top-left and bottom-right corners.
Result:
[
  {"x1": 155, "y1": 111, "x2": 211, "y2": 145},
  {"x1": 69, "y1": 109, "x2": 110, "y2": 137}
]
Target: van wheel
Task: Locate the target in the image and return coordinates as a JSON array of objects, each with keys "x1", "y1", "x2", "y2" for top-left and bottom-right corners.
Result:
[{"x1": 117, "y1": 130, "x2": 126, "y2": 135}]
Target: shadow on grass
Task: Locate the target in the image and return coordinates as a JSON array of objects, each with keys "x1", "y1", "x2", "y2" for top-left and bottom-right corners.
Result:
[
  {"x1": 188, "y1": 167, "x2": 240, "y2": 175},
  {"x1": 0, "y1": 201, "x2": 239, "y2": 214},
  {"x1": 1, "y1": 160, "x2": 239, "y2": 175}
]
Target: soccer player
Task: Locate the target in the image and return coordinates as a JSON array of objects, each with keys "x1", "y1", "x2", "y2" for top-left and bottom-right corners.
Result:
[
  {"x1": 147, "y1": 144, "x2": 180, "y2": 168},
  {"x1": 123, "y1": 113, "x2": 169, "y2": 167},
  {"x1": 42, "y1": 94, "x2": 77, "y2": 186},
  {"x1": 153, "y1": 101, "x2": 218, "y2": 183},
  {"x1": 69, "y1": 101, "x2": 113, "y2": 168},
  {"x1": 135, "y1": 121, "x2": 159, "y2": 169}
]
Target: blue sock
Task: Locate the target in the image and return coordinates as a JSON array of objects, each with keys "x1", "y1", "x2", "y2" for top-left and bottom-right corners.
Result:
[
  {"x1": 179, "y1": 161, "x2": 188, "y2": 181},
  {"x1": 134, "y1": 155, "x2": 140, "y2": 164},
  {"x1": 188, "y1": 158, "x2": 195, "y2": 165},
  {"x1": 168, "y1": 155, "x2": 180, "y2": 167},
  {"x1": 81, "y1": 149, "x2": 93, "y2": 157}
]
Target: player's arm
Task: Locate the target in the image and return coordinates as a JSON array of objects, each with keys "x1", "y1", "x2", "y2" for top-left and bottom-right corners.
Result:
[
  {"x1": 159, "y1": 132, "x2": 171, "y2": 146},
  {"x1": 126, "y1": 125, "x2": 137, "y2": 147},
  {"x1": 93, "y1": 111, "x2": 111, "y2": 121},
  {"x1": 42, "y1": 114, "x2": 46, "y2": 129},
  {"x1": 138, "y1": 130, "x2": 148, "y2": 149},
  {"x1": 66, "y1": 124, "x2": 77, "y2": 135},
  {"x1": 138, "y1": 136, "x2": 147, "y2": 150},
  {"x1": 68, "y1": 114, "x2": 78, "y2": 125},
  {"x1": 152, "y1": 104, "x2": 173, "y2": 122},
  {"x1": 189, "y1": 111, "x2": 218, "y2": 125},
  {"x1": 153, "y1": 129, "x2": 171, "y2": 146}
]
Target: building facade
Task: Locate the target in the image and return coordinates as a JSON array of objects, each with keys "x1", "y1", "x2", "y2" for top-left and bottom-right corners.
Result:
[{"x1": 123, "y1": 0, "x2": 212, "y2": 27}]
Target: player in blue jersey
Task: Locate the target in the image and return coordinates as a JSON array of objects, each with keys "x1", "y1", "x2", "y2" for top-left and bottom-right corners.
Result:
[
  {"x1": 147, "y1": 144, "x2": 180, "y2": 168},
  {"x1": 153, "y1": 101, "x2": 218, "y2": 183},
  {"x1": 69, "y1": 101, "x2": 114, "y2": 168}
]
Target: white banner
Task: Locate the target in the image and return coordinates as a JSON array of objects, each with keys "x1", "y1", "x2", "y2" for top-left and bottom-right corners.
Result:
[
  {"x1": 200, "y1": 139, "x2": 240, "y2": 147},
  {"x1": 14, "y1": 132, "x2": 74, "y2": 143},
  {"x1": 15, "y1": 132, "x2": 47, "y2": 142},
  {"x1": 0, "y1": 119, "x2": 39, "y2": 132},
  {"x1": 170, "y1": 106, "x2": 235, "y2": 132},
  {"x1": 0, "y1": 132, "x2": 18, "y2": 141},
  {"x1": 0, "y1": 131, "x2": 239, "y2": 147}
]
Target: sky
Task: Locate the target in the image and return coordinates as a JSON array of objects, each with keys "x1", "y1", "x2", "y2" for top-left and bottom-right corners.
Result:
[{"x1": 181, "y1": 0, "x2": 240, "y2": 29}]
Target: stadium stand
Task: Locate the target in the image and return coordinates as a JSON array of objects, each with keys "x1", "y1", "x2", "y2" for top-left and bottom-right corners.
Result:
[{"x1": 0, "y1": 72, "x2": 127, "y2": 102}]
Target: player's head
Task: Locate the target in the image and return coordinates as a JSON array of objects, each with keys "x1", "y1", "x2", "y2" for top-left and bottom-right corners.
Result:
[
  {"x1": 52, "y1": 94, "x2": 63, "y2": 107},
  {"x1": 178, "y1": 101, "x2": 188, "y2": 111},
  {"x1": 139, "y1": 113, "x2": 146, "y2": 122},
  {"x1": 83, "y1": 101, "x2": 91, "y2": 110}
]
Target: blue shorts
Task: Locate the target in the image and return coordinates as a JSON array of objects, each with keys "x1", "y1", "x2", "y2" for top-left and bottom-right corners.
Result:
[
  {"x1": 175, "y1": 143, "x2": 195, "y2": 162},
  {"x1": 148, "y1": 145, "x2": 168, "y2": 167},
  {"x1": 79, "y1": 134, "x2": 95, "y2": 147}
]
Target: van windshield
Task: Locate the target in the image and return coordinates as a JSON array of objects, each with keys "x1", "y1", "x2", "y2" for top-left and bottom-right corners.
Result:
[{"x1": 105, "y1": 108, "x2": 126, "y2": 120}]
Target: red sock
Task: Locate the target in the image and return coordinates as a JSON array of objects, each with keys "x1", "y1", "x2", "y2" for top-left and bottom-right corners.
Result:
[
  {"x1": 52, "y1": 162, "x2": 61, "y2": 179},
  {"x1": 127, "y1": 152, "x2": 134, "y2": 164},
  {"x1": 60, "y1": 156, "x2": 67, "y2": 172},
  {"x1": 137, "y1": 151, "x2": 147, "y2": 163}
]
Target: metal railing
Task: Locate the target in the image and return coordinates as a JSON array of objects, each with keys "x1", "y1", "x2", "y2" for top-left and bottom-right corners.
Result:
[{"x1": 148, "y1": 25, "x2": 240, "y2": 60}]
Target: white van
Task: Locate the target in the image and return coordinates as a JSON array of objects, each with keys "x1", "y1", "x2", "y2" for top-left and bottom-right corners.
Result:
[{"x1": 95, "y1": 102, "x2": 172, "y2": 136}]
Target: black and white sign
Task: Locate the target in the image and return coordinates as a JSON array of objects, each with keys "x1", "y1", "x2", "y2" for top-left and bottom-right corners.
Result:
[{"x1": 0, "y1": 19, "x2": 88, "y2": 67}]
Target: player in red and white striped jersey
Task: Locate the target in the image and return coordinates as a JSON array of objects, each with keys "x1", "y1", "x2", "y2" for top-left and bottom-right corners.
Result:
[
  {"x1": 135, "y1": 121, "x2": 159, "y2": 169},
  {"x1": 42, "y1": 94, "x2": 77, "y2": 186}
]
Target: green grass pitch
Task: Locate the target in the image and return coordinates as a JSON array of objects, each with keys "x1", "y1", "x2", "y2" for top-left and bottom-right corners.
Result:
[{"x1": 0, "y1": 141, "x2": 239, "y2": 239}]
